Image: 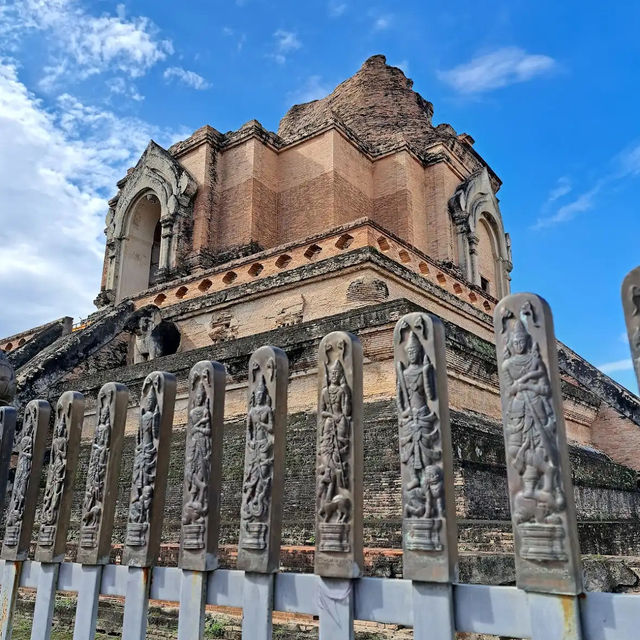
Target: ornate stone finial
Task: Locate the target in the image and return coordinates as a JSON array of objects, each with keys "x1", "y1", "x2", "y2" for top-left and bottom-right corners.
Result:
[
  {"x1": 77, "y1": 383, "x2": 129, "y2": 565},
  {"x1": 238, "y1": 347, "x2": 288, "y2": 574},
  {"x1": 393, "y1": 312, "x2": 457, "y2": 582},
  {"x1": 179, "y1": 360, "x2": 226, "y2": 571},
  {"x1": 123, "y1": 371, "x2": 177, "y2": 567},
  {"x1": 494, "y1": 293, "x2": 583, "y2": 595},
  {"x1": 622, "y1": 266, "x2": 640, "y2": 392},
  {"x1": 35, "y1": 391, "x2": 85, "y2": 563},
  {"x1": 314, "y1": 331, "x2": 363, "y2": 579},
  {"x1": 2, "y1": 400, "x2": 51, "y2": 561},
  {"x1": 0, "y1": 351, "x2": 16, "y2": 407}
]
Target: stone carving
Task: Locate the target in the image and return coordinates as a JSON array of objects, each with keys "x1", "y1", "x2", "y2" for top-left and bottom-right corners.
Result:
[
  {"x1": 394, "y1": 312, "x2": 457, "y2": 582},
  {"x1": 274, "y1": 296, "x2": 305, "y2": 328},
  {"x1": 78, "y1": 382, "x2": 128, "y2": 564},
  {"x1": 2, "y1": 401, "x2": 50, "y2": 559},
  {"x1": 35, "y1": 391, "x2": 85, "y2": 563},
  {"x1": 208, "y1": 311, "x2": 238, "y2": 344},
  {"x1": 0, "y1": 350, "x2": 16, "y2": 406},
  {"x1": 314, "y1": 331, "x2": 363, "y2": 579},
  {"x1": 180, "y1": 360, "x2": 225, "y2": 571},
  {"x1": 123, "y1": 371, "x2": 176, "y2": 567},
  {"x1": 622, "y1": 267, "x2": 640, "y2": 391},
  {"x1": 0, "y1": 407, "x2": 17, "y2": 520},
  {"x1": 494, "y1": 293, "x2": 582, "y2": 595},
  {"x1": 238, "y1": 346, "x2": 288, "y2": 573},
  {"x1": 132, "y1": 308, "x2": 181, "y2": 364}
]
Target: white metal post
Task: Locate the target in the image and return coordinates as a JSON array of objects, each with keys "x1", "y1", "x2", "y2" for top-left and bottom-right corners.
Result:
[
  {"x1": 242, "y1": 572, "x2": 274, "y2": 640},
  {"x1": 412, "y1": 581, "x2": 455, "y2": 640},
  {"x1": 121, "y1": 566, "x2": 151, "y2": 640},
  {"x1": 528, "y1": 592, "x2": 582, "y2": 640},
  {"x1": 317, "y1": 577, "x2": 354, "y2": 640},
  {"x1": 72, "y1": 565, "x2": 103, "y2": 640},
  {"x1": 30, "y1": 562, "x2": 59, "y2": 640},
  {"x1": 0, "y1": 560, "x2": 22, "y2": 640},
  {"x1": 177, "y1": 570, "x2": 207, "y2": 640}
]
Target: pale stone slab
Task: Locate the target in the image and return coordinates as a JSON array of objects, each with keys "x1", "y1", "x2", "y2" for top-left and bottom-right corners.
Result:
[
  {"x1": 237, "y1": 346, "x2": 288, "y2": 574},
  {"x1": 314, "y1": 331, "x2": 363, "y2": 579},
  {"x1": 621, "y1": 266, "x2": 640, "y2": 392},
  {"x1": 393, "y1": 312, "x2": 457, "y2": 583},
  {"x1": 179, "y1": 360, "x2": 226, "y2": 571},
  {"x1": 2, "y1": 400, "x2": 50, "y2": 560},
  {"x1": 123, "y1": 371, "x2": 177, "y2": 567},
  {"x1": 0, "y1": 408, "x2": 17, "y2": 519},
  {"x1": 494, "y1": 293, "x2": 582, "y2": 595},
  {"x1": 35, "y1": 392, "x2": 85, "y2": 563},
  {"x1": 77, "y1": 383, "x2": 129, "y2": 565}
]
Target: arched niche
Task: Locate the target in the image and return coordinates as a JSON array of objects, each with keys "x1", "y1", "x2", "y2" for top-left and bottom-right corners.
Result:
[
  {"x1": 448, "y1": 168, "x2": 512, "y2": 299},
  {"x1": 117, "y1": 192, "x2": 162, "y2": 299},
  {"x1": 99, "y1": 141, "x2": 197, "y2": 305}
]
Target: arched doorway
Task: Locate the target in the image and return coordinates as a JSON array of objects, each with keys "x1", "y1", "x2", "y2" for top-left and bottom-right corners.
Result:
[{"x1": 117, "y1": 193, "x2": 162, "y2": 300}]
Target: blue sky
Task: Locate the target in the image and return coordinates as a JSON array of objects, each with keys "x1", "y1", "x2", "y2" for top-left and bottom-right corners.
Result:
[{"x1": 0, "y1": 0, "x2": 639, "y2": 392}]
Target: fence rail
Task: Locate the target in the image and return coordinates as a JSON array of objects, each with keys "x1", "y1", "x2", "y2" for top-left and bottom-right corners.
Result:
[{"x1": 0, "y1": 284, "x2": 639, "y2": 640}]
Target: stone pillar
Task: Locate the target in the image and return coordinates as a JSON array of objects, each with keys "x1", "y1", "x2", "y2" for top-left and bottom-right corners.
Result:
[
  {"x1": 622, "y1": 266, "x2": 640, "y2": 392},
  {"x1": 494, "y1": 293, "x2": 582, "y2": 595},
  {"x1": 35, "y1": 392, "x2": 85, "y2": 563},
  {"x1": 314, "y1": 331, "x2": 363, "y2": 579},
  {"x1": 394, "y1": 312, "x2": 457, "y2": 582},
  {"x1": 468, "y1": 233, "x2": 480, "y2": 286},
  {"x1": 1, "y1": 400, "x2": 50, "y2": 560},
  {"x1": 77, "y1": 383, "x2": 129, "y2": 565},
  {"x1": 123, "y1": 371, "x2": 177, "y2": 567},
  {"x1": 159, "y1": 217, "x2": 174, "y2": 272},
  {"x1": 0, "y1": 408, "x2": 16, "y2": 519},
  {"x1": 179, "y1": 360, "x2": 226, "y2": 571},
  {"x1": 237, "y1": 347, "x2": 288, "y2": 574}
]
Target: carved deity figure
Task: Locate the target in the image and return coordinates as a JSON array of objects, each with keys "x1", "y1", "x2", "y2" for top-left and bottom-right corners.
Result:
[
  {"x1": 82, "y1": 398, "x2": 111, "y2": 531},
  {"x1": 128, "y1": 386, "x2": 160, "y2": 528},
  {"x1": 502, "y1": 318, "x2": 565, "y2": 526},
  {"x1": 241, "y1": 376, "x2": 274, "y2": 522},
  {"x1": 397, "y1": 331, "x2": 443, "y2": 521},
  {"x1": 133, "y1": 316, "x2": 158, "y2": 363},
  {"x1": 41, "y1": 406, "x2": 69, "y2": 528},
  {"x1": 5, "y1": 406, "x2": 36, "y2": 534},
  {"x1": 183, "y1": 380, "x2": 212, "y2": 526},
  {"x1": 317, "y1": 359, "x2": 352, "y2": 523}
]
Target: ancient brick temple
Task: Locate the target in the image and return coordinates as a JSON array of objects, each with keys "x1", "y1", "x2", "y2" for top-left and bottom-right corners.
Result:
[{"x1": 3, "y1": 55, "x2": 640, "y2": 586}]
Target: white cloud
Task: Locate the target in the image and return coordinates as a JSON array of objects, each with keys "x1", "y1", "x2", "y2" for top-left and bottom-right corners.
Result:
[
  {"x1": 372, "y1": 15, "x2": 392, "y2": 31},
  {"x1": 597, "y1": 359, "x2": 634, "y2": 375},
  {"x1": 288, "y1": 75, "x2": 330, "y2": 104},
  {"x1": 439, "y1": 47, "x2": 556, "y2": 94},
  {"x1": 546, "y1": 176, "x2": 572, "y2": 203},
  {"x1": 270, "y1": 29, "x2": 301, "y2": 64},
  {"x1": 0, "y1": 61, "x2": 186, "y2": 336},
  {"x1": 0, "y1": 0, "x2": 172, "y2": 88},
  {"x1": 533, "y1": 185, "x2": 600, "y2": 229},
  {"x1": 108, "y1": 77, "x2": 144, "y2": 102},
  {"x1": 328, "y1": 2, "x2": 347, "y2": 18},
  {"x1": 163, "y1": 66, "x2": 211, "y2": 90},
  {"x1": 222, "y1": 26, "x2": 247, "y2": 51}
]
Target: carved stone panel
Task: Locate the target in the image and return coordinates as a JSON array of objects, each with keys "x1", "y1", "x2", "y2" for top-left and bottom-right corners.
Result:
[
  {"x1": 494, "y1": 293, "x2": 582, "y2": 595},
  {"x1": 77, "y1": 383, "x2": 129, "y2": 565},
  {"x1": 622, "y1": 266, "x2": 640, "y2": 392},
  {"x1": 393, "y1": 312, "x2": 458, "y2": 582},
  {"x1": 179, "y1": 360, "x2": 226, "y2": 571},
  {"x1": 35, "y1": 392, "x2": 85, "y2": 563},
  {"x1": 2, "y1": 400, "x2": 50, "y2": 561},
  {"x1": 314, "y1": 331, "x2": 363, "y2": 579},
  {"x1": 238, "y1": 346, "x2": 288, "y2": 574},
  {"x1": 0, "y1": 407, "x2": 17, "y2": 520},
  {"x1": 123, "y1": 371, "x2": 177, "y2": 567}
]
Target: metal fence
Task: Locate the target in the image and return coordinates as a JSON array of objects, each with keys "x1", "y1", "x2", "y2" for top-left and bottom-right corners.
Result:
[{"x1": 0, "y1": 285, "x2": 639, "y2": 640}]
